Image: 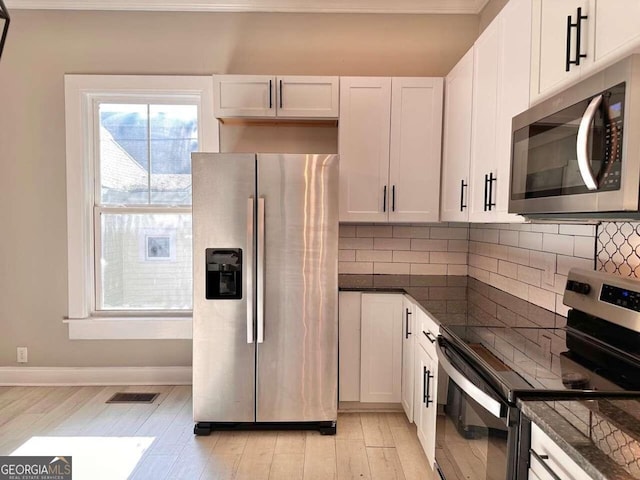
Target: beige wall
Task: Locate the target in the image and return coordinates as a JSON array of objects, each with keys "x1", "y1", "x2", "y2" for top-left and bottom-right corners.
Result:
[
  {"x1": 478, "y1": 0, "x2": 510, "y2": 33},
  {"x1": 0, "y1": 10, "x2": 478, "y2": 367}
]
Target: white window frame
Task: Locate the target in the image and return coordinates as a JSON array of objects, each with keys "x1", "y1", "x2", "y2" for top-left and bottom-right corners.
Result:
[{"x1": 64, "y1": 75, "x2": 219, "y2": 339}]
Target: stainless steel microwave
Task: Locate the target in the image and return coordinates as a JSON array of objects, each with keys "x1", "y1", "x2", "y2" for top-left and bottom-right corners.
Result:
[{"x1": 509, "y1": 55, "x2": 640, "y2": 218}]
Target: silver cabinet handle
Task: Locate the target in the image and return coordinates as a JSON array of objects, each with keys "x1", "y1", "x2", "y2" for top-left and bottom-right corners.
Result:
[
  {"x1": 530, "y1": 449, "x2": 562, "y2": 480},
  {"x1": 423, "y1": 330, "x2": 436, "y2": 344},
  {"x1": 576, "y1": 94, "x2": 602, "y2": 191},
  {"x1": 436, "y1": 341, "x2": 503, "y2": 418},
  {"x1": 257, "y1": 197, "x2": 265, "y2": 344},
  {"x1": 246, "y1": 198, "x2": 255, "y2": 344}
]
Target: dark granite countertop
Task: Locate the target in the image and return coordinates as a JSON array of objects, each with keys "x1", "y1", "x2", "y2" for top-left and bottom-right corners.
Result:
[{"x1": 520, "y1": 399, "x2": 640, "y2": 480}]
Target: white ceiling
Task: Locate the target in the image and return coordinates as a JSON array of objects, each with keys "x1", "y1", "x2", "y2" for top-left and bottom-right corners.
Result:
[{"x1": 5, "y1": 0, "x2": 491, "y2": 14}]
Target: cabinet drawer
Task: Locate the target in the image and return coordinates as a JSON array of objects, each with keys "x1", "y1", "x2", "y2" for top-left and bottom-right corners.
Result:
[
  {"x1": 529, "y1": 423, "x2": 591, "y2": 480},
  {"x1": 415, "y1": 307, "x2": 439, "y2": 355}
]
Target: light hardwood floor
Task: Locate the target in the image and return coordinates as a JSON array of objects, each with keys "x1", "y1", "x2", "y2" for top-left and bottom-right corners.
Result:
[{"x1": 0, "y1": 386, "x2": 433, "y2": 480}]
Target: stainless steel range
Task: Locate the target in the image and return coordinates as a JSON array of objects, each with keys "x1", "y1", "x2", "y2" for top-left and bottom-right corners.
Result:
[{"x1": 435, "y1": 268, "x2": 640, "y2": 480}]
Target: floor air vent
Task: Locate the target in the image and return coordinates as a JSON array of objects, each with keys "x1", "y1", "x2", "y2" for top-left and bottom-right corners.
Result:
[{"x1": 106, "y1": 392, "x2": 159, "y2": 404}]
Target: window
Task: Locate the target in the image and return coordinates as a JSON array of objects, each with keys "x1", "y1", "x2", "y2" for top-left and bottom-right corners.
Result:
[{"x1": 64, "y1": 75, "x2": 218, "y2": 337}]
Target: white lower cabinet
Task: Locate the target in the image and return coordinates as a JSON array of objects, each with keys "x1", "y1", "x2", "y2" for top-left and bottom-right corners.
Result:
[
  {"x1": 360, "y1": 293, "x2": 403, "y2": 403},
  {"x1": 338, "y1": 291, "x2": 362, "y2": 402},
  {"x1": 401, "y1": 296, "x2": 415, "y2": 422},
  {"x1": 528, "y1": 423, "x2": 591, "y2": 480},
  {"x1": 414, "y1": 342, "x2": 438, "y2": 468}
]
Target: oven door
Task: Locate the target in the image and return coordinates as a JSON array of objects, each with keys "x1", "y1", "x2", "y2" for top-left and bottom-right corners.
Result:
[
  {"x1": 509, "y1": 82, "x2": 625, "y2": 215},
  {"x1": 435, "y1": 338, "x2": 519, "y2": 480}
]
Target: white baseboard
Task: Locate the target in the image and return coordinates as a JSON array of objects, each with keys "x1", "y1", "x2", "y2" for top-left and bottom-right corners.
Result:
[{"x1": 0, "y1": 366, "x2": 193, "y2": 386}]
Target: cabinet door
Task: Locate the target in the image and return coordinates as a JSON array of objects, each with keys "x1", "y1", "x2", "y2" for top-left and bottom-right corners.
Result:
[
  {"x1": 388, "y1": 77, "x2": 443, "y2": 223},
  {"x1": 213, "y1": 75, "x2": 276, "y2": 118},
  {"x1": 494, "y1": 0, "x2": 530, "y2": 223},
  {"x1": 441, "y1": 49, "x2": 473, "y2": 222},
  {"x1": 276, "y1": 76, "x2": 340, "y2": 119},
  {"x1": 339, "y1": 77, "x2": 392, "y2": 222},
  {"x1": 414, "y1": 344, "x2": 437, "y2": 468},
  {"x1": 593, "y1": 0, "x2": 640, "y2": 65},
  {"x1": 360, "y1": 294, "x2": 403, "y2": 403},
  {"x1": 468, "y1": 20, "x2": 499, "y2": 222},
  {"x1": 531, "y1": 0, "x2": 592, "y2": 100},
  {"x1": 401, "y1": 296, "x2": 415, "y2": 422},
  {"x1": 339, "y1": 291, "x2": 362, "y2": 402}
]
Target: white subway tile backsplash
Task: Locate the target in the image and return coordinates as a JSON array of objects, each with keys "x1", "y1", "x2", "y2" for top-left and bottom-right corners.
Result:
[
  {"x1": 411, "y1": 239, "x2": 448, "y2": 251},
  {"x1": 430, "y1": 227, "x2": 469, "y2": 240},
  {"x1": 339, "y1": 250, "x2": 355, "y2": 262},
  {"x1": 498, "y1": 260, "x2": 518, "y2": 279},
  {"x1": 542, "y1": 233, "x2": 574, "y2": 256},
  {"x1": 374, "y1": 262, "x2": 410, "y2": 274},
  {"x1": 559, "y1": 224, "x2": 596, "y2": 236},
  {"x1": 556, "y1": 294, "x2": 570, "y2": 317},
  {"x1": 392, "y1": 251, "x2": 430, "y2": 263},
  {"x1": 339, "y1": 262, "x2": 373, "y2": 274},
  {"x1": 448, "y1": 265, "x2": 468, "y2": 275},
  {"x1": 339, "y1": 237, "x2": 373, "y2": 250},
  {"x1": 469, "y1": 266, "x2": 491, "y2": 283},
  {"x1": 499, "y1": 230, "x2": 519, "y2": 247},
  {"x1": 528, "y1": 286, "x2": 556, "y2": 311},
  {"x1": 430, "y1": 252, "x2": 467, "y2": 264},
  {"x1": 392, "y1": 226, "x2": 430, "y2": 238},
  {"x1": 373, "y1": 238, "x2": 411, "y2": 251},
  {"x1": 469, "y1": 254, "x2": 499, "y2": 272},
  {"x1": 530, "y1": 224, "x2": 559, "y2": 234},
  {"x1": 508, "y1": 247, "x2": 530, "y2": 266},
  {"x1": 519, "y1": 231, "x2": 543, "y2": 251},
  {"x1": 356, "y1": 250, "x2": 392, "y2": 262},
  {"x1": 573, "y1": 235, "x2": 595, "y2": 259},
  {"x1": 517, "y1": 265, "x2": 542, "y2": 287},
  {"x1": 411, "y1": 264, "x2": 448, "y2": 275},
  {"x1": 448, "y1": 240, "x2": 469, "y2": 252},
  {"x1": 356, "y1": 225, "x2": 393, "y2": 238},
  {"x1": 557, "y1": 255, "x2": 593, "y2": 275},
  {"x1": 339, "y1": 225, "x2": 356, "y2": 237},
  {"x1": 529, "y1": 251, "x2": 556, "y2": 286}
]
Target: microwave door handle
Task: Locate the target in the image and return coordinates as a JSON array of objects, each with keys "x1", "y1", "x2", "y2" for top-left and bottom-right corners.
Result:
[
  {"x1": 436, "y1": 341, "x2": 503, "y2": 418},
  {"x1": 576, "y1": 94, "x2": 603, "y2": 191}
]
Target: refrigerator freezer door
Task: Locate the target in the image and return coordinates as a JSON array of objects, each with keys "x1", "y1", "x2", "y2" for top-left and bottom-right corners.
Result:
[
  {"x1": 256, "y1": 154, "x2": 339, "y2": 422},
  {"x1": 192, "y1": 153, "x2": 257, "y2": 423}
]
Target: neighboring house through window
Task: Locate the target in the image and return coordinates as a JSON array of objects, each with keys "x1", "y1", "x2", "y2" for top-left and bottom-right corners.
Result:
[{"x1": 64, "y1": 75, "x2": 218, "y2": 338}]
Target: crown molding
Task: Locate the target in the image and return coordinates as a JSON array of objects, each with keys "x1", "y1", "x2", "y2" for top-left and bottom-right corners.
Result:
[{"x1": 6, "y1": 0, "x2": 490, "y2": 14}]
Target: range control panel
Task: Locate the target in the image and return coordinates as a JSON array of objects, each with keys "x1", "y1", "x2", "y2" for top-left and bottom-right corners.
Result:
[{"x1": 600, "y1": 284, "x2": 640, "y2": 312}]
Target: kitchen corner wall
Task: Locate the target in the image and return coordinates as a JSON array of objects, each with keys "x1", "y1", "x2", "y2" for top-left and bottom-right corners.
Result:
[
  {"x1": 468, "y1": 223, "x2": 595, "y2": 316},
  {"x1": 338, "y1": 223, "x2": 470, "y2": 276}
]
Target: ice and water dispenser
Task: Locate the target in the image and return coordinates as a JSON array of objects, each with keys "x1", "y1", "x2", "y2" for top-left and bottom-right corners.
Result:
[{"x1": 205, "y1": 249, "x2": 242, "y2": 300}]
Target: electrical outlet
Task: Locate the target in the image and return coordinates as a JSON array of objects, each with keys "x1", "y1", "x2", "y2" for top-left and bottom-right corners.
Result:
[{"x1": 17, "y1": 347, "x2": 28, "y2": 364}]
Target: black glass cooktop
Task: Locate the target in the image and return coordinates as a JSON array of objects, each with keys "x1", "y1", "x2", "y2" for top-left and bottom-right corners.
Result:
[{"x1": 440, "y1": 323, "x2": 640, "y2": 403}]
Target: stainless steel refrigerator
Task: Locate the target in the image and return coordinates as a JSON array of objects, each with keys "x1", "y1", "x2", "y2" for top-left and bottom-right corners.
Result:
[{"x1": 192, "y1": 153, "x2": 339, "y2": 435}]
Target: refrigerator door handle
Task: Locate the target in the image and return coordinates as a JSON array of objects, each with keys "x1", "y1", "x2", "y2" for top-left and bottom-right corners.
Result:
[
  {"x1": 257, "y1": 197, "x2": 265, "y2": 343},
  {"x1": 247, "y1": 198, "x2": 255, "y2": 344}
]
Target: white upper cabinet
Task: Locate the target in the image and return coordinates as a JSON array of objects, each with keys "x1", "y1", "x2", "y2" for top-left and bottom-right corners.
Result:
[
  {"x1": 276, "y1": 76, "x2": 340, "y2": 118},
  {"x1": 468, "y1": 19, "x2": 500, "y2": 222},
  {"x1": 441, "y1": 49, "x2": 474, "y2": 222},
  {"x1": 389, "y1": 77, "x2": 444, "y2": 223},
  {"x1": 468, "y1": 0, "x2": 530, "y2": 223},
  {"x1": 339, "y1": 77, "x2": 392, "y2": 223},
  {"x1": 531, "y1": 0, "x2": 640, "y2": 103},
  {"x1": 214, "y1": 75, "x2": 276, "y2": 118},
  {"x1": 339, "y1": 77, "x2": 444, "y2": 223},
  {"x1": 213, "y1": 74, "x2": 339, "y2": 119},
  {"x1": 531, "y1": 0, "x2": 592, "y2": 100},
  {"x1": 593, "y1": 0, "x2": 640, "y2": 65}
]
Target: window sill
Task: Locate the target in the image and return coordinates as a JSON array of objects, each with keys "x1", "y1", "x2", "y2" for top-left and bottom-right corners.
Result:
[{"x1": 63, "y1": 317, "x2": 192, "y2": 340}]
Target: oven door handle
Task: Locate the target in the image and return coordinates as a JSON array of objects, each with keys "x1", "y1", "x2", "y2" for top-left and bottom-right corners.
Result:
[
  {"x1": 576, "y1": 94, "x2": 602, "y2": 191},
  {"x1": 436, "y1": 340, "x2": 503, "y2": 419}
]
